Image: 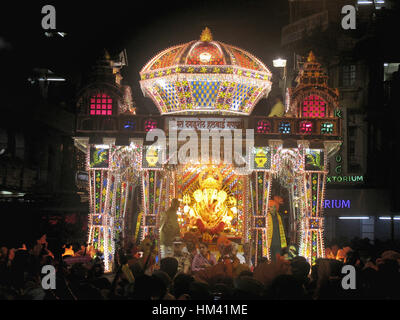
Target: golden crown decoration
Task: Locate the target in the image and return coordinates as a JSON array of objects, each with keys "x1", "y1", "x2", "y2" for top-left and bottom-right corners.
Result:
[
  {"x1": 198, "y1": 168, "x2": 223, "y2": 190},
  {"x1": 200, "y1": 27, "x2": 213, "y2": 42}
]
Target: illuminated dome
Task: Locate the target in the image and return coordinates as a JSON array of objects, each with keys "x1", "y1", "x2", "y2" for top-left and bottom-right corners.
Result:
[{"x1": 140, "y1": 28, "x2": 272, "y2": 115}]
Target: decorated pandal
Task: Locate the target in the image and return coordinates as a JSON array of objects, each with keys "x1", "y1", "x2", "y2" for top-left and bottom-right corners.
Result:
[{"x1": 74, "y1": 28, "x2": 342, "y2": 272}]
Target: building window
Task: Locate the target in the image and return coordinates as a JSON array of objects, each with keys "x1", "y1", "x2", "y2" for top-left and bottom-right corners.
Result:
[
  {"x1": 357, "y1": 0, "x2": 388, "y2": 10},
  {"x1": 302, "y1": 95, "x2": 326, "y2": 118},
  {"x1": 342, "y1": 65, "x2": 356, "y2": 87},
  {"x1": 90, "y1": 93, "x2": 113, "y2": 115},
  {"x1": 383, "y1": 63, "x2": 400, "y2": 81},
  {"x1": 349, "y1": 140, "x2": 355, "y2": 156},
  {"x1": 348, "y1": 126, "x2": 361, "y2": 173},
  {"x1": 383, "y1": 63, "x2": 400, "y2": 103},
  {"x1": 348, "y1": 126, "x2": 356, "y2": 138}
]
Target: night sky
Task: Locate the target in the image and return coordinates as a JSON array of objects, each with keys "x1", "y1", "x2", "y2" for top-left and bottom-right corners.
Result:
[{"x1": 1, "y1": 1, "x2": 289, "y2": 113}]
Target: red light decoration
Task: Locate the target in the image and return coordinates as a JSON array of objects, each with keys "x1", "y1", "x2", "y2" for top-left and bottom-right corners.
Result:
[
  {"x1": 302, "y1": 95, "x2": 326, "y2": 118},
  {"x1": 186, "y1": 42, "x2": 225, "y2": 65},
  {"x1": 90, "y1": 93, "x2": 113, "y2": 115},
  {"x1": 299, "y1": 121, "x2": 313, "y2": 134},
  {"x1": 144, "y1": 119, "x2": 158, "y2": 132},
  {"x1": 256, "y1": 120, "x2": 272, "y2": 133}
]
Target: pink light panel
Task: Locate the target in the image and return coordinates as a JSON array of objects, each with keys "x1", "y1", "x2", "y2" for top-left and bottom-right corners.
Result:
[
  {"x1": 144, "y1": 119, "x2": 158, "y2": 132},
  {"x1": 90, "y1": 93, "x2": 113, "y2": 115},
  {"x1": 302, "y1": 95, "x2": 326, "y2": 118},
  {"x1": 256, "y1": 120, "x2": 272, "y2": 134},
  {"x1": 299, "y1": 121, "x2": 313, "y2": 134}
]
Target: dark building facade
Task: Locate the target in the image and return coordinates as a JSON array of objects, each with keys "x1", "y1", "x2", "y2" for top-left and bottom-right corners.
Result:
[
  {"x1": 0, "y1": 65, "x2": 86, "y2": 246},
  {"x1": 281, "y1": 0, "x2": 400, "y2": 243}
]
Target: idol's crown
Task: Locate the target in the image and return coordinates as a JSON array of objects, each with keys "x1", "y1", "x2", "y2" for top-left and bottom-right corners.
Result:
[{"x1": 199, "y1": 170, "x2": 223, "y2": 189}]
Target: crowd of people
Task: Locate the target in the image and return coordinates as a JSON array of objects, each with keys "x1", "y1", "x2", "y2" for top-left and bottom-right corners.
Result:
[{"x1": 0, "y1": 234, "x2": 400, "y2": 300}]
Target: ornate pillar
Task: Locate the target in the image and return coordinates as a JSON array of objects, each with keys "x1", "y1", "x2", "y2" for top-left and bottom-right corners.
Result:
[
  {"x1": 141, "y1": 170, "x2": 166, "y2": 240},
  {"x1": 250, "y1": 144, "x2": 274, "y2": 265},
  {"x1": 297, "y1": 141, "x2": 327, "y2": 265},
  {"x1": 87, "y1": 143, "x2": 143, "y2": 272},
  {"x1": 87, "y1": 145, "x2": 114, "y2": 272},
  {"x1": 252, "y1": 171, "x2": 272, "y2": 263}
]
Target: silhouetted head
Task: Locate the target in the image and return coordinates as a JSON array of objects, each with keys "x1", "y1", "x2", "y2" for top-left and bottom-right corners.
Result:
[
  {"x1": 152, "y1": 270, "x2": 172, "y2": 290},
  {"x1": 233, "y1": 276, "x2": 264, "y2": 299},
  {"x1": 290, "y1": 256, "x2": 310, "y2": 284},
  {"x1": 173, "y1": 273, "x2": 195, "y2": 299},
  {"x1": 267, "y1": 274, "x2": 305, "y2": 300},
  {"x1": 160, "y1": 257, "x2": 179, "y2": 280},
  {"x1": 189, "y1": 281, "x2": 212, "y2": 300}
]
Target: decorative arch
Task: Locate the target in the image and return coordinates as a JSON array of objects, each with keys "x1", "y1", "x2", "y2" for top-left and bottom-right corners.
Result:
[
  {"x1": 288, "y1": 52, "x2": 339, "y2": 118},
  {"x1": 290, "y1": 89, "x2": 339, "y2": 118},
  {"x1": 76, "y1": 83, "x2": 134, "y2": 116},
  {"x1": 89, "y1": 93, "x2": 113, "y2": 115},
  {"x1": 301, "y1": 94, "x2": 326, "y2": 118}
]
